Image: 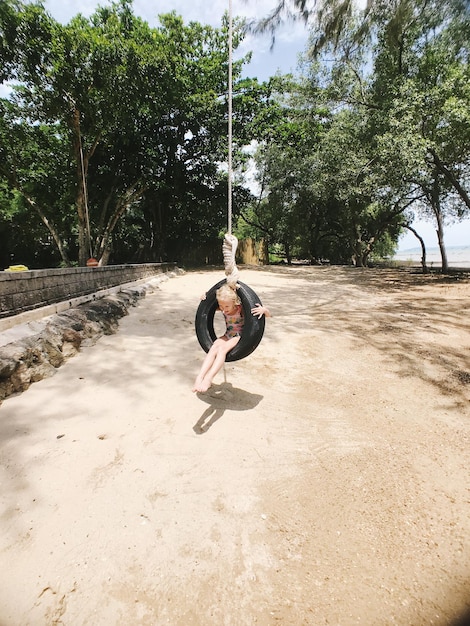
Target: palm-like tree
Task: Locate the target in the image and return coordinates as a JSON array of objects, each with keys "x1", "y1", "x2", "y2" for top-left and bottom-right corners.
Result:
[
  {"x1": 250, "y1": 0, "x2": 373, "y2": 53},
  {"x1": 252, "y1": 0, "x2": 469, "y2": 58}
]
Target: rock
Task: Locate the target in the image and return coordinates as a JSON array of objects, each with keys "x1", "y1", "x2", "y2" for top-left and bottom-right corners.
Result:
[{"x1": 0, "y1": 273, "x2": 179, "y2": 403}]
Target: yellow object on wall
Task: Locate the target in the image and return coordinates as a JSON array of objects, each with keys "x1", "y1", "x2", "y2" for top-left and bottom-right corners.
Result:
[{"x1": 5, "y1": 265, "x2": 29, "y2": 272}]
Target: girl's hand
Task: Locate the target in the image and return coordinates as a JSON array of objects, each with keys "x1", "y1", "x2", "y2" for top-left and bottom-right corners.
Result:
[{"x1": 251, "y1": 303, "x2": 271, "y2": 319}]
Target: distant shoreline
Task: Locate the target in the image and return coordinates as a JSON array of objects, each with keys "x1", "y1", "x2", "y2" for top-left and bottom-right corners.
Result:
[
  {"x1": 393, "y1": 245, "x2": 470, "y2": 268},
  {"x1": 396, "y1": 244, "x2": 470, "y2": 254}
]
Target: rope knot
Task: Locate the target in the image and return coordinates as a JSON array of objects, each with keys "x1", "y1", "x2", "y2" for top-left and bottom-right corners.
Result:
[{"x1": 223, "y1": 233, "x2": 240, "y2": 289}]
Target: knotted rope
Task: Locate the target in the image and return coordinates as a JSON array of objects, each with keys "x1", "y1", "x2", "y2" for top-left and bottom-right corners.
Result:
[{"x1": 223, "y1": 233, "x2": 240, "y2": 289}]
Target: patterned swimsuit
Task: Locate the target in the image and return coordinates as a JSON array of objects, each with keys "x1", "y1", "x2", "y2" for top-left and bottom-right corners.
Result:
[{"x1": 223, "y1": 304, "x2": 244, "y2": 339}]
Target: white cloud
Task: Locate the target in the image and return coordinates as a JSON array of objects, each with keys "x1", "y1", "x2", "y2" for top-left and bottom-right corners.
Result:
[
  {"x1": 0, "y1": 83, "x2": 13, "y2": 98},
  {"x1": 43, "y1": 0, "x2": 369, "y2": 27},
  {"x1": 44, "y1": 0, "x2": 97, "y2": 23},
  {"x1": 44, "y1": 0, "x2": 301, "y2": 28}
]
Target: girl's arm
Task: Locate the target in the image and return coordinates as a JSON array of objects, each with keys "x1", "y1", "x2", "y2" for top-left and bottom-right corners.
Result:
[{"x1": 251, "y1": 303, "x2": 271, "y2": 319}]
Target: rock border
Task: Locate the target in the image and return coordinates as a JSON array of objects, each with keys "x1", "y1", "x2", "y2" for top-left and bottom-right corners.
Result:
[{"x1": 0, "y1": 270, "x2": 184, "y2": 403}]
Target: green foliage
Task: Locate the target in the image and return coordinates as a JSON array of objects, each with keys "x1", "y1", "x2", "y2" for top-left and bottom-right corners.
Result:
[
  {"x1": 0, "y1": 0, "x2": 263, "y2": 266},
  {"x1": 1, "y1": 0, "x2": 469, "y2": 270},
  {"x1": 250, "y1": 0, "x2": 470, "y2": 267}
]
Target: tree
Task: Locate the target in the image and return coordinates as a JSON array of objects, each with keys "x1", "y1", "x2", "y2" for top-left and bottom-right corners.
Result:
[
  {"x1": 251, "y1": 0, "x2": 371, "y2": 50},
  {"x1": 364, "y1": 1, "x2": 470, "y2": 271},
  {"x1": 236, "y1": 74, "x2": 331, "y2": 263},
  {"x1": 253, "y1": 0, "x2": 470, "y2": 271},
  {"x1": 0, "y1": 98, "x2": 74, "y2": 265},
  {"x1": 0, "y1": 1, "x2": 258, "y2": 267},
  {"x1": 263, "y1": 0, "x2": 470, "y2": 269}
]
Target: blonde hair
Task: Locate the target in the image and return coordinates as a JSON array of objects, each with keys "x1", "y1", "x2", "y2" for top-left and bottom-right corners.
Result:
[{"x1": 216, "y1": 284, "x2": 241, "y2": 305}]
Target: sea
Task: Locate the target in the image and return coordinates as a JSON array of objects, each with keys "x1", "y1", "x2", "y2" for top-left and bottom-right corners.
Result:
[{"x1": 393, "y1": 245, "x2": 470, "y2": 269}]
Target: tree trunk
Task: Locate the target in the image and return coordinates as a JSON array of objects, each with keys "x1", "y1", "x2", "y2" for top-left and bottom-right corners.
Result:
[
  {"x1": 351, "y1": 222, "x2": 364, "y2": 267},
  {"x1": 93, "y1": 184, "x2": 146, "y2": 265},
  {"x1": 71, "y1": 108, "x2": 90, "y2": 266},
  {"x1": 23, "y1": 195, "x2": 71, "y2": 266},
  {"x1": 260, "y1": 239, "x2": 269, "y2": 265},
  {"x1": 352, "y1": 241, "x2": 364, "y2": 266},
  {"x1": 429, "y1": 147, "x2": 470, "y2": 212},
  {"x1": 99, "y1": 246, "x2": 112, "y2": 266},
  {"x1": 403, "y1": 224, "x2": 428, "y2": 274},
  {"x1": 284, "y1": 240, "x2": 292, "y2": 264},
  {"x1": 431, "y1": 177, "x2": 448, "y2": 273},
  {"x1": 436, "y1": 222, "x2": 448, "y2": 273}
]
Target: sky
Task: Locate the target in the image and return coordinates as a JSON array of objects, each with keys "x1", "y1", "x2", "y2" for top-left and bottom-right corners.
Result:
[
  {"x1": 396, "y1": 219, "x2": 470, "y2": 251},
  {"x1": 9, "y1": 1, "x2": 470, "y2": 249},
  {"x1": 43, "y1": 0, "x2": 314, "y2": 83}
]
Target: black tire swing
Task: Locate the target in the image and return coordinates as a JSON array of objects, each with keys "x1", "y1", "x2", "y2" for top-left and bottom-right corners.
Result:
[
  {"x1": 195, "y1": 279, "x2": 265, "y2": 362},
  {"x1": 194, "y1": 1, "x2": 265, "y2": 363}
]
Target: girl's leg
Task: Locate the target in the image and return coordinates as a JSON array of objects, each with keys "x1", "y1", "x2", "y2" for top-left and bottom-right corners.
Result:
[
  {"x1": 192, "y1": 341, "x2": 220, "y2": 392},
  {"x1": 197, "y1": 336, "x2": 240, "y2": 392}
]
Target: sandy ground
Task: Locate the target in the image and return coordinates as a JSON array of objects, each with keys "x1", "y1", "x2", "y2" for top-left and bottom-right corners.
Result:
[{"x1": 0, "y1": 266, "x2": 469, "y2": 626}]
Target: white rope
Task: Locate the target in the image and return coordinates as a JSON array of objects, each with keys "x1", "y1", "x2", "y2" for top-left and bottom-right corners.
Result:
[
  {"x1": 227, "y1": 0, "x2": 233, "y2": 236},
  {"x1": 223, "y1": 0, "x2": 239, "y2": 289}
]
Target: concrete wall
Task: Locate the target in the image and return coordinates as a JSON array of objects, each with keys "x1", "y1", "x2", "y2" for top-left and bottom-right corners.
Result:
[
  {"x1": 0, "y1": 263, "x2": 177, "y2": 320},
  {"x1": 183, "y1": 238, "x2": 267, "y2": 267},
  {"x1": 237, "y1": 238, "x2": 269, "y2": 265}
]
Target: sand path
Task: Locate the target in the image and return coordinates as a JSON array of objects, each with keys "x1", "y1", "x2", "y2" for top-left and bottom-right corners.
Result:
[{"x1": 1, "y1": 266, "x2": 469, "y2": 625}]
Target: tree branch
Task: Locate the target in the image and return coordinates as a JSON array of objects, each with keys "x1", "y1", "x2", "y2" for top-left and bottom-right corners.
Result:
[{"x1": 428, "y1": 147, "x2": 470, "y2": 211}]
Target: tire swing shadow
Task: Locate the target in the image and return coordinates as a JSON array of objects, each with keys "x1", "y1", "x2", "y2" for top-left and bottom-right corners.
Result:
[{"x1": 193, "y1": 381, "x2": 263, "y2": 435}]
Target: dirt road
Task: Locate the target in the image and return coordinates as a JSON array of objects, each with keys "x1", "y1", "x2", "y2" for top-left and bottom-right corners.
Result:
[{"x1": 1, "y1": 266, "x2": 469, "y2": 625}]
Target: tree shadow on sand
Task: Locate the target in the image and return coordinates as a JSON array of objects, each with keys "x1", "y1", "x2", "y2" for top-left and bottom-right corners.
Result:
[{"x1": 193, "y1": 382, "x2": 263, "y2": 434}]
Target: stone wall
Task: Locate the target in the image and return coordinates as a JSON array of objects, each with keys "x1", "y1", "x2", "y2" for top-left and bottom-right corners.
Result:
[
  {"x1": 0, "y1": 273, "x2": 182, "y2": 403},
  {"x1": 0, "y1": 263, "x2": 176, "y2": 319}
]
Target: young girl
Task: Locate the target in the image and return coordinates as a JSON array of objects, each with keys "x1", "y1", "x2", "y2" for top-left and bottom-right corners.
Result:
[{"x1": 192, "y1": 283, "x2": 270, "y2": 393}]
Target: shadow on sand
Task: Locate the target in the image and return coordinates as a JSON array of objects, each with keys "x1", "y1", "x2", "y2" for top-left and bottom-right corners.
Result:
[{"x1": 193, "y1": 382, "x2": 263, "y2": 434}]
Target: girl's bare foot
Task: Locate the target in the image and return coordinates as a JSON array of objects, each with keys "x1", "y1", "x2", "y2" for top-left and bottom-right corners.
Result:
[
  {"x1": 198, "y1": 377, "x2": 212, "y2": 393},
  {"x1": 192, "y1": 376, "x2": 204, "y2": 392}
]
